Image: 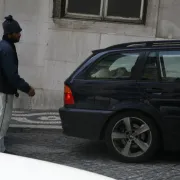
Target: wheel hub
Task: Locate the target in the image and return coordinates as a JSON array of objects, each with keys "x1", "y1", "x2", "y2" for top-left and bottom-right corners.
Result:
[
  {"x1": 129, "y1": 135, "x2": 135, "y2": 140},
  {"x1": 126, "y1": 132, "x2": 134, "y2": 140}
]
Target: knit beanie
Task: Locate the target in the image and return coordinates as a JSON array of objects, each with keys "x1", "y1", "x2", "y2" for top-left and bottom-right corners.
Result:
[{"x1": 2, "y1": 15, "x2": 22, "y2": 35}]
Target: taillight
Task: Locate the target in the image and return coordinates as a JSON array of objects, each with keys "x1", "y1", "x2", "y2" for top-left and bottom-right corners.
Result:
[{"x1": 64, "y1": 85, "x2": 75, "y2": 105}]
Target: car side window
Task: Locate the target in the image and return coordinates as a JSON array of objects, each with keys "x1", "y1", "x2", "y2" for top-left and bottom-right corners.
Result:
[
  {"x1": 87, "y1": 52, "x2": 140, "y2": 80},
  {"x1": 159, "y1": 51, "x2": 180, "y2": 82},
  {"x1": 141, "y1": 52, "x2": 159, "y2": 81}
]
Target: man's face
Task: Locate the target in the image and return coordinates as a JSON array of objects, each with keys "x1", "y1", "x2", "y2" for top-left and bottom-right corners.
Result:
[{"x1": 8, "y1": 32, "x2": 21, "y2": 43}]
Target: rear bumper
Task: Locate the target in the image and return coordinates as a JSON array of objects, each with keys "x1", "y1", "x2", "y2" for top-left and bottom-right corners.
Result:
[{"x1": 59, "y1": 107, "x2": 113, "y2": 140}]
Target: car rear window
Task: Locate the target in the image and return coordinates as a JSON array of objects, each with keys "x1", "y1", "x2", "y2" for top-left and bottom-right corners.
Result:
[{"x1": 86, "y1": 52, "x2": 141, "y2": 80}]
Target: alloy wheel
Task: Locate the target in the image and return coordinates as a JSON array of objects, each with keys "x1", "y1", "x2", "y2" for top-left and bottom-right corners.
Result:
[{"x1": 111, "y1": 117, "x2": 152, "y2": 158}]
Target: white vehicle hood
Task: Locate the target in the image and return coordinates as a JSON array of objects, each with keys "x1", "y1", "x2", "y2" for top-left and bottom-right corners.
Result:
[{"x1": 0, "y1": 153, "x2": 115, "y2": 180}]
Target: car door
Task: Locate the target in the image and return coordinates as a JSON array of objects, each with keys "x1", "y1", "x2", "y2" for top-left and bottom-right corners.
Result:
[
  {"x1": 72, "y1": 50, "x2": 145, "y2": 110},
  {"x1": 137, "y1": 49, "x2": 180, "y2": 138}
]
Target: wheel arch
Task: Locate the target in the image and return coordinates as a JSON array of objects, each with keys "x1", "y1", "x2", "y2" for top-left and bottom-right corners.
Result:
[{"x1": 100, "y1": 107, "x2": 163, "y2": 145}]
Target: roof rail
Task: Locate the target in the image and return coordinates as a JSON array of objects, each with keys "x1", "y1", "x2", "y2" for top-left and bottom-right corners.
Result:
[{"x1": 106, "y1": 40, "x2": 180, "y2": 50}]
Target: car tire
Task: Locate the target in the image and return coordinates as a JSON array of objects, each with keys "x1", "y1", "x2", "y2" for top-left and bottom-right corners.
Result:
[{"x1": 105, "y1": 111, "x2": 160, "y2": 163}]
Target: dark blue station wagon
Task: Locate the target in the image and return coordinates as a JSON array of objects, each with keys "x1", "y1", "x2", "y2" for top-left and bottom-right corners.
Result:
[{"x1": 59, "y1": 40, "x2": 180, "y2": 163}]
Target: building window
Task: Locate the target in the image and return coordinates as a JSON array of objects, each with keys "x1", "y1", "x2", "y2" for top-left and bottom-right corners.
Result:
[{"x1": 56, "y1": 0, "x2": 147, "y2": 24}]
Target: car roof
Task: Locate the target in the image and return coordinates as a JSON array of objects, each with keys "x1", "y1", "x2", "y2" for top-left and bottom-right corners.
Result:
[
  {"x1": 67, "y1": 39, "x2": 180, "y2": 82},
  {"x1": 92, "y1": 40, "x2": 180, "y2": 54}
]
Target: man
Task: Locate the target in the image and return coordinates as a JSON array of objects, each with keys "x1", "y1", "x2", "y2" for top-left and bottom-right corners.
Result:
[{"x1": 0, "y1": 15, "x2": 35, "y2": 153}]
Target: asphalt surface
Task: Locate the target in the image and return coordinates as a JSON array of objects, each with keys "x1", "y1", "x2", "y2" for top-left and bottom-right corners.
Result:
[{"x1": 5, "y1": 128, "x2": 180, "y2": 180}]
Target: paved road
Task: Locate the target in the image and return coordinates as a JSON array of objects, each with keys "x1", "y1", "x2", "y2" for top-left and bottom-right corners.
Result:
[{"x1": 5, "y1": 128, "x2": 180, "y2": 180}]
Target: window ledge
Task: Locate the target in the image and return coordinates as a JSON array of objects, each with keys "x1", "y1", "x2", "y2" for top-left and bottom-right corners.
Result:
[
  {"x1": 63, "y1": 15, "x2": 144, "y2": 24},
  {"x1": 52, "y1": 17, "x2": 155, "y2": 38}
]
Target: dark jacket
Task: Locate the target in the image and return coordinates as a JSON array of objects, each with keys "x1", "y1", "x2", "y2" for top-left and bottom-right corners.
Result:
[{"x1": 0, "y1": 37, "x2": 30, "y2": 95}]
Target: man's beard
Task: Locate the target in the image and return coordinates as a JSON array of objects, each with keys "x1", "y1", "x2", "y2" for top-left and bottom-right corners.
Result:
[
  {"x1": 2, "y1": 34, "x2": 20, "y2": 43},
  {"x1": 12, "y1": 38, "x2": 20, "y2": 43}
]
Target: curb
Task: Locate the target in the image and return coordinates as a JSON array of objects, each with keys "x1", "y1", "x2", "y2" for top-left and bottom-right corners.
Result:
[
  {"x1": 8, "y1": 127, "x2": 63, "y2": 133},
  {"x1": 10, "y1": 124, "x2": 62, "y2": 129}
]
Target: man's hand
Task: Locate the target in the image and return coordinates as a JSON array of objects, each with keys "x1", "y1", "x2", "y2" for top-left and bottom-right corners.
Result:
[{"x1": 28, "y1": 87, "x2": 35, "y2": 97}]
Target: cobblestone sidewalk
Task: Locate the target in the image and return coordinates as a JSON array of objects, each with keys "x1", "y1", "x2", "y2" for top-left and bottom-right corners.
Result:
[{"x1": 10, "y1": 110, "x2": 62, "y2": 129}]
